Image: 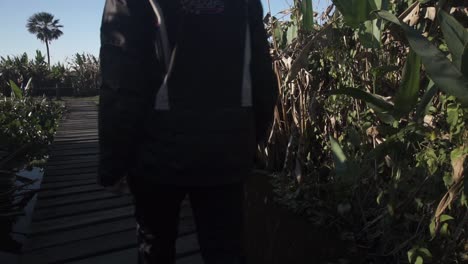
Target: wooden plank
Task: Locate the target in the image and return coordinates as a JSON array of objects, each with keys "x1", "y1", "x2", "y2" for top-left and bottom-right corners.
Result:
[
  {"x1": 25, "y1": 215, "x2": 196, "y2": 252},
  {"x1": 45, "y1": 165, "x2": 97, "y2": 176},
  {"x1": 22, "y1": 228, "x2": 198, "y2": 264},
  {"x1": 33, "y1": 196, "x2": 133, "y2": 222},
  {"x1": 44, "y1": 157, "x2": 98, "y2": 166},
  {"x1": 35, "y1": 191, "x2": 123, "y2": 209},
  {"x1": 46, "y1": 154, "x2": 98, "y2": 162},
  {"x1": 23, "y1": 217, "x2": 136, "y2": 252},
  {"x1": 64, "y1": 248, "x2": 137, "y2": 264},
  {"x1": 41, "y1": 173, "x2": 97, "y2": 184},
  {"x1": 51, "y1": 139, "x2": 99, "y2": 146},
  {"x1": 177, "y1": 253, "x2": 204, "y2": 264},
  {"x1": 49, "y1": 142, "x2": 98, "y2": 151},
  {"x1": 39, "y1": 178, "x2": 97, "y2": 190},
  {"x1": 176, "y1": 233, "x2": 200, "y2": 257},
  {"x1": 45, "y1": 161, "x2": 97, "y2": 171},
  {"x1": 29, "y1": 205, "x2": 134, "y2": 236},
  {"x1": 48, "y1": 149, "x2": 99, "y2": 157},
  {"x1": 37, "y1": 184, "x2": 104, "y2": 199},
  {"x1": 53, "y1": 137, "x2": 99, "y2": 143},
  {"x1": 20, "y1": 230, "x2": 137, "y2": 264}
]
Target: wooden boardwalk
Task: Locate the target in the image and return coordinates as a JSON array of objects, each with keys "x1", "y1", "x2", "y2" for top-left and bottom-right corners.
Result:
[{"x1": 20, "y1": 99, "x2": 203, "y2": 264}]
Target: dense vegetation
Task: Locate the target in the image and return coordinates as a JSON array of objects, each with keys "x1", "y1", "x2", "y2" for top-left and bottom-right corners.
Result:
[
  {"x1": 0, "y1": 51, "x2": 100, "y2": 97},
  {"x1": 261, "y1": 0, "x2": 467, "y2": 263},
  {"x1": 0, "y1": 90, "x2": 63, "y2": 252}
]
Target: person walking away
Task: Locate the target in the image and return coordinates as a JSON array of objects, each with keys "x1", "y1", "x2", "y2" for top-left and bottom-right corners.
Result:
[{"x1": 98, "y1": 0, "x2": 278, "y2": 263}]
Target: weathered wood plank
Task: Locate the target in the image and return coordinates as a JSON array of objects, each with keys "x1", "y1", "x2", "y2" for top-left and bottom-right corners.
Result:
[
  {"x1": 23, "y1": 217, "x2": 136, "y2": 252},
  {"x1": 22, "y1": 229, "x2": 199, "y2": 264},
  {"x1": 35, "y1": 191, "x2": 124, "y2": 210},
  {"x1": 177, "y1": 253, "x2": 205, "y2": 264},
  {"x1": 25, "y1": 215, "x2": 197, "y2": 252},
  {"x1": 33, "y1": 195, "x2": 133, "y2": 222},
  {"x1": 39, "y1": 178, "x2": 97, "y2": 191},
  {"x1": 41, "y1": 173, "x2": 97, "y2": 184},
  {"x1": 64, "y1": 248, "x2": 137, "y2": 264},
  {"x1": 45, "y1": 161, "x2": 98, "y2": 171},
  {"x1": 20, "y1": 230, "x2": 137, "y2": 264},
  {"x1": 29, "y1": 205, "x2": 134, "y2": 236},
  {"x1": 44, "y1": 165, "x2": 97, "y2": 176},
  {"x1": 44, "y1": 157, "x2": 98, "y2": 166},
  {"x1": 37, "y1": 184, "x2": 104, "y2": 199}
]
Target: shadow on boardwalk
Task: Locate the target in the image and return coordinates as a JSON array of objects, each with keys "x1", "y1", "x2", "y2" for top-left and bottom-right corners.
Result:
[{"x1": 20, "y1": 99, "x2": 203, "y2": 264}]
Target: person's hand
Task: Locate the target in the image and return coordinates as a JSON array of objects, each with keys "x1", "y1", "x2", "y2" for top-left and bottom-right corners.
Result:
[{"x1": 105, "y1": 176, "x2": 130, "y2": 195}]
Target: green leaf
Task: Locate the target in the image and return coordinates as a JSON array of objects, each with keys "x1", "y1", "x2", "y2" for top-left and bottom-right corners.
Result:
[
  {"x1": 301, "y1": 0, "x2": 314, "y2": 32},
  {"x1": 446, "y1": 103, "x2": 459, "y2": 129},
  {"x1": 359, "y1": 19, "x2": 382, "y2": 49},
  {"x1": 418, "y1": 248, "x2": 432, "y2": 258},
  {"x1": 376, "y1": 10, "x2": 468, "y2": 106},
  {"x1": 408, "y1": 247, "x2": 417, "y2": 263},
  {"x1": 394, "y1": 49, "x2": 421, "y2": 117},
  {"x1": 462, "y1": 43, "x2": 468, "y2": 78},
  {"x1": 429, "y1": 219, "x2": 436, "y2": 238},
  {"x1": 286, "y1": 24, "x2": 298, "y2": 45},
  {"x1": 438, "y1": 10, "x2": 468, "y2": 70},
  {"x1": 440, "y1": 223, "x2": 450, "y2": 236},
  {"x1": 9, "y1": 80, "x2": 23, "y2": 99},
  {"x1": 439, "y1": 214, "x2": 454, "y2": 222},
  {"x1": 415, "y1": 79, "x2": 437, "y2": 120},
  {"x1": 330, "y1": 136, "x2": 347, "y2": 174},
  {"x1": 330, "y1": 87, "x2": 394, "y2": 112},
  {"x1": 368, "y1": 0, "x2": 385, "y2": 10},
  {"x1": 333, "y1": 0, "x2": 372, "y2": 28},
  {"x1": 415, "y1": 256, "x2": 424, "y2": 264}
]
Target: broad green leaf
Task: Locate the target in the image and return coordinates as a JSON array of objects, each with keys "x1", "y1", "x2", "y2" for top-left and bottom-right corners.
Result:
[
  {"x1": 9, "y1": 80, "x2": 23, "y2": 99},
  {"x1": 450, "y1": 147, "x2": 465, "y2": 161},
  {"x1": 394, "y1": 49, "x2": 421, "y2": 117},
  {"x1": 440, "y1": 223, "x2": 449, "y2": 236},
  {"x1": 286, "y1": 24, "x2": 298, "y2": 45},
  {"x1": 429, "y1": 218, "x2": 436, "y2": 238},
  {"x1": 438, "y1": 10, "x2": 468, "y2": 69},
  {"x1": 408, "y1": 247, "x2": 417, "y2": 263},
  {"x1": 333, "y1": 0, "x2": 372, "y2": 28},
  {"x1": 415, "y1": 79, "x2": 437, "y2": 120},
  {"x1": 414, "y1": 256, "x2": 423, "y2": 264},
  {"x1": 376, "y1": 10, "x2": 468, "y2": 106},
  {"x1": 330, "y1": 87, "x2": 394, "y2": 112},
  {"x1": 418, "y1": 248, "x2": 432, "y2": 258},
  {"x1": 446, "y1": 103, "x2": 459, "y2": 129},
  {"x1": 462, "y1": 43, "x2": 468, "y2": 78},
  {"x1": 368, "y1": 0, "x2": 384, "y2": 10},
  {"x1": 439, "y1": 214, "x2": 454, "y2": 222},
  {"x1": 301, "y1": 0, "x2": 314, "y2": 32},
  {"x1": 359, "y1": 19, "x2": 382, "y2": 49},
  {"x1": 330, "y1": 136, "x2": 347, "y2": 174}
]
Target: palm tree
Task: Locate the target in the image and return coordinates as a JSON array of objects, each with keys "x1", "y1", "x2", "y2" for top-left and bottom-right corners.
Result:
[{"x1": 26, "y1": 12, "x2": 63, "y2": 68}]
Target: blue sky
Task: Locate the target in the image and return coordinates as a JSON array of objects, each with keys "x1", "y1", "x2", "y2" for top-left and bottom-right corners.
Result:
[{"x1": 0, "y1": 0, "x2": 329, "y2": 64}]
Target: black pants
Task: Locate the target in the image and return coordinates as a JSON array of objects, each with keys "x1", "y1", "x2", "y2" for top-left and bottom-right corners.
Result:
[{"x1": 128, "y1": 178, "x2": 245, "y2": 264}]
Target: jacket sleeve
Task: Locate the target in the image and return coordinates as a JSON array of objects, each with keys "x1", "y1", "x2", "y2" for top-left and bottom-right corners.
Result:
[
  {"x1": 249, "y1": 0, "x2": 279, "y2": 144},
  {"x1": 98, "y1": 0, "x2": 161, "y2": 187}
]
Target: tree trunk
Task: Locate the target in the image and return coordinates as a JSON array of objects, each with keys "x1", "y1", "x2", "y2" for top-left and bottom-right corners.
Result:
[{"x1": 45, "y1": 39, "x2": 50, "y2": 69}]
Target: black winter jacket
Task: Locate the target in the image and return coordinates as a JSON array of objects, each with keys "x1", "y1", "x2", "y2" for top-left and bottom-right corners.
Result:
[{"x1": 98, "y1": 0, "x2": 278, "y2": 187}]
